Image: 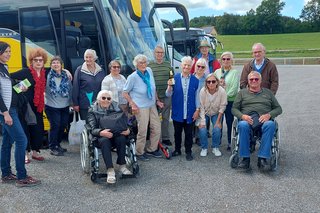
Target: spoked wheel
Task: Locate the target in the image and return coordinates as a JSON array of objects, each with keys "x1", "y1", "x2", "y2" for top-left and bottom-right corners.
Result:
[
  {"x1": 132, "y1": 163, "x2": 140, "y2": 177},
  {"x1": 270, "y1": 152, "x2": 278, "y2": 171},
  {"x1": 80, "y1": 130, "x2": 90, "y2": 174},
  {"x1": 229, "y1": 153, "x2": 239, "y2": 169},
  {"x1": 230, "y1": 119, "x2": 238, "y2": 152},
  {"x1": 90, "y1": 172, "x2": 98, "y2": 183}
]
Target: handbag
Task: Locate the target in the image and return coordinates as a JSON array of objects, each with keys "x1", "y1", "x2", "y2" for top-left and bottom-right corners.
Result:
[
  {"x1": 99, "y1": 111, "x2": 128, "y2": 134},
  {"x1": 68, "y1": 111, "x2": 86, "y2": 145}
]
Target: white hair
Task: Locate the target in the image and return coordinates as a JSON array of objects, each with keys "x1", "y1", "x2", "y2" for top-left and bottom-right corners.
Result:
[
  {"x1": 181, "y1": 56, "x2": 192, "y2": 65},
  {"x1": 84, "y1": 49, "x2": 98, "y2": 60},
  {"x1": 97, "y1": 90, "x2": 113, "y2": 101}
]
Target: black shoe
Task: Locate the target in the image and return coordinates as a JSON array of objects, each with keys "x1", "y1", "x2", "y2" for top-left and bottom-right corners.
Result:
[
  {"x1": 186, "y1": 153, "x2": 193, "y2": 161},
  {"x1": 227, "y1": 146, "x2": 231, "y2": 151},
  {"x1": 57, "y1": 146, "x2": 67, "y2": 153},
  {"x1": 172, "y1": 150, "x2": 181, "y2": 157},
  {"x1": 238, "y1": 158, "x2": 250, "y2": 170},
  {"x1": 162, "y1": 140, "x2": 172, "y2": 146},
  {"x1": 257, "y1": 157, "x2": 268, "y2": 170},
  {"x1": 50, "y1": 148, "x2": 64, "y2": 156}
]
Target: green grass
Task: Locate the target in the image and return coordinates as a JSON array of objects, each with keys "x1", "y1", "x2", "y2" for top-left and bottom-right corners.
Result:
[{"x1": 216, "y1": 32, "x2": 320, "y2": 58}]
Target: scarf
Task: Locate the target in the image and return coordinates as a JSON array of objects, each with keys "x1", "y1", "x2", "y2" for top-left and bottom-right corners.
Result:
[
  {"x1": 136, "y1": 69, "x2": 153, "y2": 99},
  {"x1": 48, "y1": 69, "x2": 70, "y2": 98},
  {"x1": 29, "y1": 66, "x2": 46, "y2": 113}
]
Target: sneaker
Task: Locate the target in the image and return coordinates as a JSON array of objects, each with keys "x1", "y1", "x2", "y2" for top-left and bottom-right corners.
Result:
[
  {"x1": 162, "y1": 140, "x2": 172, "y2": 146},
  {"x1": 1, "y1": 173, "x2": 17, "y2": 183},
  {"x1": 212, "y1": 148, "x2": 222, "y2": 157},
  {"x1": 16, "y1": 176, "x2": 41, "y2": 187},
  {"x1": 200, "y1": 149, "x2": 207, "y2": 157},
  {"x1": 136, "y1": 153, "x2": 150, "y2": 161},
  {"x1": 107, "y1": 168, "x2": 116, "y2": 184},
  {"x1": 238, "y1": 158, "x2": 250, "y2": 170},
  {"x1": 50, "y1": 148, "x2": 64, "y2": 156},
  {"x1": 186, "y1": 153, "x2": 194, "y2": 161},
  {"x1": 145, "y1": 150, "x2": 162, "y2": 158},
  {"x1": 57, "y1": 146, "x2": 67, "y2": 153},
  {"x1": 119, "y1": 165, "x2": 132, "y2": 175}
]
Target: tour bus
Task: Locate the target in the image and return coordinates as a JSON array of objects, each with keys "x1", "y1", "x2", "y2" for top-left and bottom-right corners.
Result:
[
  {"x1": 165, "y1": 28, "x2": 223, "y2": 73},
  {"x1": 0, "y1": 0, "x2": 188, "y2": 75},
  {"x1": 0, "y1": 0, "x2": 188, "y2": 134}
]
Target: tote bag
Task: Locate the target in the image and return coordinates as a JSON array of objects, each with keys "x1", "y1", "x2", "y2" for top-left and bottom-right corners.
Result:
[
  {"x1": 99, "y1": 111, "x2": 128, "y2": 134},
  {"x1": 68, "y1": 111, "x2": 86, "y2": 145}
]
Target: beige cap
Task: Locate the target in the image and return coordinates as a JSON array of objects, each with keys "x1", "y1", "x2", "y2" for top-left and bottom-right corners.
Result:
[{"x1": 198, "y1": 40, "x2": 211, "y2": 48}]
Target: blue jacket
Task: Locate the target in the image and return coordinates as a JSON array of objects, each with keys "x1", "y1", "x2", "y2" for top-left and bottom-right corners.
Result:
[{"x1": 171, "y1": 74, "x2": 199, "y2": 124}]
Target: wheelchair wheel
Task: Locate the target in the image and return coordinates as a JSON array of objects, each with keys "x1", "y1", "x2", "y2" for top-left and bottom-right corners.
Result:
[
  {"x1": 90, "y1": 172, "x2": 98, "y2": 183},
  {"x1": 80, "y1": 129, "x2": 90, "y2": 174},
  {"x1": 230, "y1": 119, "x2": 238, "y2": 153},
  {"x1": 229, "y1": 153, "x2": 239, "y2": 169},
  {"x1": 132, "y1": 163, "x2": 140, "y2": 176}
]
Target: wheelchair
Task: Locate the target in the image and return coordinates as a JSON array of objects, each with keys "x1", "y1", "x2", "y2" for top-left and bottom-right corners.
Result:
[
  {"x1": 229, "y1": 119, "x2": 280, "y2": 171},
  {"x1": 80, "y1": 124, "x2": 139, "y2": 183}
]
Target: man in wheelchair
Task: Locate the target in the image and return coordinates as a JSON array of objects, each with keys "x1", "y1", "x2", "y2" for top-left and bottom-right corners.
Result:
[
  {"x1": 231, "y1": 71, "x2": 282, "y2": 170},
  {"x1": 86, "y1": 90, "x2": 132, "y2": 184}
]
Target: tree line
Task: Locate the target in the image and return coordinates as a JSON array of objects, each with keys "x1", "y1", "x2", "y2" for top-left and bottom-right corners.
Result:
[{"x1": 172, "y1": 0, "x2": 320, "y2": 35}]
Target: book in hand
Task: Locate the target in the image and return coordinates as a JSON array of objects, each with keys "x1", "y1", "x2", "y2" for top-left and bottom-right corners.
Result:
[{"x1": 13, "y1": 79, "x2": 31, "y2": 93}]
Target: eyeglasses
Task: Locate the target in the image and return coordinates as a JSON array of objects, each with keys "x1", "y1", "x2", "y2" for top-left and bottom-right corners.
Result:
[
  {"x1": 112, "y1": 66, "x2": 120, "y2": 69},
  {"x1": 222, "y1": 58, "x2": 231, "y2": 61},
  {"x1": 197, "y1": 65, "x2": 205, "y2": 69},
  {"x1": 253, "y1": 51, "x2": 262, "y2": 54},
  {"x1": 138, "y1": 61, "x2": 147, "y2": 65},
  {"x1": 249, "y1": 78, "x2": 260, "y2": 82},
  {"x1": 101, "y1": 97, "x2": 111, "y2": 101},
  {"x1": 206, "y1": 80, "x2": 217, "y2": 84},
  {"x1": 155, "y1": 51, "x2": 164, "y2": 54},
  {"x1": 33, "y1": 58, "x2": 43, "y2": 63}
]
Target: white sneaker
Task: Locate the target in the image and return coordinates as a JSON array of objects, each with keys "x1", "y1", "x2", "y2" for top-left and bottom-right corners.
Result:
[
  {"x1": 119, "y1": 165, "x2": 132, "y2": 175},
  {"x1": 200, "y1": 149, "x2": 207, "y2": 157},
  {"x1": 107, "y1": 168, "x2": 116, "y2": 184},
  {"x1": 212, "y1": 148, "x2": 222, "y2": 157}
]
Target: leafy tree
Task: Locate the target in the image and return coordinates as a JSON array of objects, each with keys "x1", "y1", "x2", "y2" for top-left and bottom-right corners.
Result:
[
  {"x1": 256, "y1": 0, "x2": 285, "y2": 33},
  {"x1": 300, "y1": 0, "x2": 320, "y2": 31},
  {"x1": 242, "y1": 9, "x2": 258, "y2": 34}
]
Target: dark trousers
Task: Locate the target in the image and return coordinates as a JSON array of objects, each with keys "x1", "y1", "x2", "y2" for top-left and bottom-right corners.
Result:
[
  {"x1": 224, "y1": 101, "x2": 234, "y2": 145},
  {"x1": 173, "y1": 120, "x2": 194, "y2": 154},
  {"x1": 45, "y1": 106, "x2": 69, "y2": 149},
  {"x1": 98, "y1": 135, "x2": 126, "y2": 169}
]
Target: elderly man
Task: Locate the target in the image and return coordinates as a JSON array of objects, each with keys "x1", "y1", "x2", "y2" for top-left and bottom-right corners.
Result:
[
  {"x1": 166, "y1": 56, "x2": 199, "y2": 161},
  {"x1": 190, "y1": 40, "x2": 220, "y2": 75},
  {"x1": 240, "y1": 43, "x2": 279, "y2": 95},
  {"x1": 232, "y1": 71, "x2": 282, "y2": 170},
  {"x1": 148, "y1": 45, "x2": 173, "y2": 146}
]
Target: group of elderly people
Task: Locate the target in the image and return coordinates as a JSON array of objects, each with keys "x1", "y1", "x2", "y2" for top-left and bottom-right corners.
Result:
[{"x1": 0, "y1": 40, "x2": 282, "y2": 186}]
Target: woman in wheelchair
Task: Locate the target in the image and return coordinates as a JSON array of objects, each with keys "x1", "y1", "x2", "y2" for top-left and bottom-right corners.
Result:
[
  {"x1": 231, "y1": 71, "x2": 282, "y2": 170},
  {"x1": 86, "y1": 90, "x2": 132, "y2": 184}
]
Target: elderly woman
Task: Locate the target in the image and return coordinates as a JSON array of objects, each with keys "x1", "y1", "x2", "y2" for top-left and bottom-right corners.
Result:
[
  {"x1": 198, "y1": 73, "x2": 227, "y2": 157},
  {"x1": 11, "y1": 48, "x2": 48, "y2": 163},
  {"x1": 45, "y1": 56, "x2": 72, "y2": 156},
  {"x1": 101, "y1": 60, "x2": 127, "y2": 113},
  {"x1": 72, "y1": 49, "x2": 106, "y2": 120},
  {"x1": 123, "y1": 54, "x2": 163, "y2": 161},
  {"x1": 87, "y1": 90, "x2": 132, "y2": 184},
  {"x1": 215, "y1": 52, "x2": 240, "y2": 150}
]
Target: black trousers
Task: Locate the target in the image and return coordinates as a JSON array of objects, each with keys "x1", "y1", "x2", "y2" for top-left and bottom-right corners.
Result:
[
  {"x1": 97, "y1": 135, "x2": 126, "y2": 169},
  {"x1": 173, "y1": 120, "x2": 194, "y2": 154}
]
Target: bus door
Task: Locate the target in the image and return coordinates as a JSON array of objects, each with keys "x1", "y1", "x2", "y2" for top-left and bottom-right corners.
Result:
[
  {"x1": 18, "y1": 6, "x2": 59, "y2": 68},
  {"x1": 61, "y1": 5, "x2": 105, "y2": 73}
]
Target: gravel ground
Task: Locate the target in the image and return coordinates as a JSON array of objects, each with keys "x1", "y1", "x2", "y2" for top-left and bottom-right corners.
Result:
[{"x1": 1, "y1": 65, "x2": 320, "y2": 213}]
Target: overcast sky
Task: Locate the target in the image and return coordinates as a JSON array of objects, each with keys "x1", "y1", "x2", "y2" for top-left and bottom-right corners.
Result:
[{"x1": 156, "y1": 0, "x2": 308, "y2": 21}]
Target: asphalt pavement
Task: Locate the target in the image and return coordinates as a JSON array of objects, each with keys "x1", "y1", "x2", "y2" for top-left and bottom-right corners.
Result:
[{"x1": 1, "y1": 65, "x2": 320, "y2": 213}]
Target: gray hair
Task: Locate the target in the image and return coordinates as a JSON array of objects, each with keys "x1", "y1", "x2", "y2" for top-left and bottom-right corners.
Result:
[
  {"x1": 154, "y1": 45, "x2": 164, "y2": 52},
  {"x1": 247, "y1": 71, "x2": 262, "y2": 80},
  {"x1": 252, "y1": 43, "x2": 266, "y2": 52},
  {"x1": 220, "y1": 51, "x2": 233, "y2": 60},
  {"x1": 84, "y1": 49, "x2": 98, "y2": 60},
  {"x1": 181, "y1": 56, "x2": 193, "y2": 65},
  {"x1": 97, "y1": 90, "x2": 113, "y2": 101},
  {"x1": 108, "y1": 59, "x2": 121, "y2": 70},
  {"x1": 133, "y1": 54, "x2": 148, "y2": 67},
  {"x1": 195, "y1": 58, "x2": 207, "y2": 68}
]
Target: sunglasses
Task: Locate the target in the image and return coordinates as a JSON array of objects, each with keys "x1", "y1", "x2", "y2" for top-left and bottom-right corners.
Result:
[
  {"x1": 206, "y1": 80, "x2": 217, "y2": 84},
  {"x1": 101, "y1": 97, "x2": 111, "y2": 101},
  {"x1": 249, "y1": 78, "x2": 260, "y2": 82},
  {"x1": 222, "y1": 58, "x2": 231, "y2": 61},
  {"x1": 197, "y1": 65, "x2": 205, "y2": 69},
  {"x1": 112, "y1": 66, "x2": 120, "y2": 69},
  {"x1": 33, "y1": 58, "x2": 43, "y2": 63}
]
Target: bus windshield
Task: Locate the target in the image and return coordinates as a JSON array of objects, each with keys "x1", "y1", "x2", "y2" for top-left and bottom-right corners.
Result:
[{"x1": 101, "y1": 0, "x2": 166, "y2": 67}]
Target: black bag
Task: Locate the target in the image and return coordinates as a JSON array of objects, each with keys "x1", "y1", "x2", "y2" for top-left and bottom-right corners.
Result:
[
  {"x1": 99, "y1": 111, "x2": 128, "y2": 134},
  {"x1": 249, "y1": 111, "x2": 262, "y2": 131}
]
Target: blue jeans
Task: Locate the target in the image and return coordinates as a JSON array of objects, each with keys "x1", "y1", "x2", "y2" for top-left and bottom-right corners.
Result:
[
  {"x1": 45, "y1": 106, "x2": 70, "y2": 149},
  {"x1": 0, "y1": 108, "x2": 27, "y2": 180},
  {"x1": 238, "y1": 120, "x2": 276, "y2": 159},
  {"x1": 199, "y1": 114, "x2": 222, "y2": 149}
]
